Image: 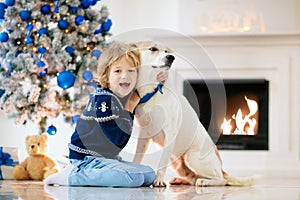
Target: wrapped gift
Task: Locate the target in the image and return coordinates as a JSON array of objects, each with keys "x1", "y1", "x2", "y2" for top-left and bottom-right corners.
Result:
[{"x1": 0, "y1": 147, "x2": 19, "y2": 179}]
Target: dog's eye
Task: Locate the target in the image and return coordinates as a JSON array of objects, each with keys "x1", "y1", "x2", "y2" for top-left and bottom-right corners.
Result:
[{"x1": 149, "y1": 47, "x2": 158, "y2": 52}]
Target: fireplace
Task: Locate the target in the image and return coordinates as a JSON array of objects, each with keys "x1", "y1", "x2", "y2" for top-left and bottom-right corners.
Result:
[{"x1": 183, "y1": 79, "x2": 269, "y2": 150}]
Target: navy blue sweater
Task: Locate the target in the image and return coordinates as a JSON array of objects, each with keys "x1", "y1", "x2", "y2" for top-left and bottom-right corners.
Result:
[{"x1": 69, "y1": 88, "x2": 133, "y2": 160}]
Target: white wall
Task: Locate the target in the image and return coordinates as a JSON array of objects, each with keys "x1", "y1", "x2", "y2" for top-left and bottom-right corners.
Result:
[
  {"x1": 102, "y1": 0, "x2": 300, "y2": 36},
  {"x1": 101, "y1": 0, "x2": 180, "y2": 36}
]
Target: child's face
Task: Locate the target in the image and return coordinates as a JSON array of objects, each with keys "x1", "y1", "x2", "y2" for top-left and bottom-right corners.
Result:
[{"x1": 108, "y1": 56, "x2": 138, "y2": 98}]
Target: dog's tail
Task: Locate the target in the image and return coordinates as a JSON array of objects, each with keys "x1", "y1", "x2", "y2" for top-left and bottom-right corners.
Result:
[{"x1": 223, "y1": 171, "x2": 260, "y2": 186}]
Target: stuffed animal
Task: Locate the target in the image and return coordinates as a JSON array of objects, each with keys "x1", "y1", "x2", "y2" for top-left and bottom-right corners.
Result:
[{"x1": 13, "y1": 133, "x2": 60, "y2": 180}]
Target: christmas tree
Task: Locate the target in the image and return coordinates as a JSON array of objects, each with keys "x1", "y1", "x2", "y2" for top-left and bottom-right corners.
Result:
[{"x1": 0, "y1": 0, "x2": 112, "y2": 134}]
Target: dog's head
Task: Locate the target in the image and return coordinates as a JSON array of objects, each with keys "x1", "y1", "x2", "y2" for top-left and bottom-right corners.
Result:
[
  {"x1": 132, "y1": 41, "x2": 175, "y2": 92},
  {"x1": 133, "y1": 41, "x2": 175, "y2": 70}
]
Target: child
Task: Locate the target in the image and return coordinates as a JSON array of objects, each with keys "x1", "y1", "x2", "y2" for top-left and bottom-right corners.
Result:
[{"x1": 45, "y1": 42, "x2": 167, "y2": 187}]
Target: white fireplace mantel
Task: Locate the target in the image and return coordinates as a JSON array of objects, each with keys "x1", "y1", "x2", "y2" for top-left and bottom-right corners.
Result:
[
  {"x1": 155, "y1": 33, "x2": 300, "y2": 177},
  {"x1": 175, "y1": 33, "x2": 300, "y2": 46}
]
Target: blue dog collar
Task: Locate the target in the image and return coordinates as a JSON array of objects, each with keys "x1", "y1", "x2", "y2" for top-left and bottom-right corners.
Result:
[{"x1": 139, "y1": 83, "x2": 163, "y2": 104}]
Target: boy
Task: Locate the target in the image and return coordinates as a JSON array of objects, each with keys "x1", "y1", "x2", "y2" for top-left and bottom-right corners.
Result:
[{"x1": 45, "y1": 42, "x2": 167, "y2": 187}]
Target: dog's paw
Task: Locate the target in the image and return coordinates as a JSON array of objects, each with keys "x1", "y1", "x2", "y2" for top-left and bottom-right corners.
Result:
[
  {"x1": 195, "y1": 179, "x2": 208, "y2": 187},
  {"x1": 153, "y1": 178, "x2": 167, "y2": 187},
  {"x1": 169, "y1": 177, "x2": 191, "y2": 185}
]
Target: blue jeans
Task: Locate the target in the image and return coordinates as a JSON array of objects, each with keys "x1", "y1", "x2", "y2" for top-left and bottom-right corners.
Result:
[{"x1": 69, "y1": 156, "x2": 156, "y2": 187}]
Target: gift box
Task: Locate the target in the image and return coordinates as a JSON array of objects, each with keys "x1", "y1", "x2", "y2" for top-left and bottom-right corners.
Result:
[{"x1": 0, "y1": 147, "x2": 19, "y2": 180}]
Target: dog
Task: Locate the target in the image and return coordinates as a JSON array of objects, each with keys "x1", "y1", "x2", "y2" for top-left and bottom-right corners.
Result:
[{"x1": 132, "y1": 41, "x2": 256, "y2": 187}]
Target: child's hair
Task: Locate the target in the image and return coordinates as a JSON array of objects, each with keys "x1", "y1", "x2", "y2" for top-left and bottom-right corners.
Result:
[{"x1": 96, "y1": 41, "x2": 140, "y2": 88}]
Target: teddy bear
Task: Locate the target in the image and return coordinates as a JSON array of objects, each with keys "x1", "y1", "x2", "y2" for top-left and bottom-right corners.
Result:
[{"x1": 13, "y1": 133, "x2": 60, "y2": 180}]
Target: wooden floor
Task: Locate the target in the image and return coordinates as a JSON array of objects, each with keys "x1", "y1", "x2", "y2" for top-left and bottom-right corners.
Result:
[{"x1": 1, "y1": 176, "x2": 300, "y2": 200}]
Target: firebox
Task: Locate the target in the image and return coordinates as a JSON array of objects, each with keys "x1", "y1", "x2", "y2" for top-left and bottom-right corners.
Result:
[{"x1": 183, "y1": 79, "x2": 269, "y2": 150}]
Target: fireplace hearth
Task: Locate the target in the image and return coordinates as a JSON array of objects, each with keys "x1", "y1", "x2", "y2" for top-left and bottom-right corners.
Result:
[{"x1": 183, "y1": 79, "x2": 269, "y2": 150}]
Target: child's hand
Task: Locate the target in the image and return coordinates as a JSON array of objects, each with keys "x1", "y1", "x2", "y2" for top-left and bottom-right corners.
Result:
[
  {"x1": 125, "y1": 91, "x2": 140, "y2": 113},
  {"x1": 156, "y1": 70, "x2": 169, "y2": 83}
]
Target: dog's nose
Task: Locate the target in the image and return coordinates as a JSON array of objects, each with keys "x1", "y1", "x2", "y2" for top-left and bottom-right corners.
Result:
[
  {"x1": 166, "y1": 55, "x2": 175, "y2": 62},
  {"x1": 165, "y1": 55, "x2": 175, "y2": 67}
]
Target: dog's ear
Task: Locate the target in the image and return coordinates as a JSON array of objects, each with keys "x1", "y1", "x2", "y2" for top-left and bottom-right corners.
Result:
[
  {"x1": 129, "y1": 43, "x2": 138, "y2": 48},
  {"x1": 129, "y1": 42, "x2": 140, "y2": 59}
]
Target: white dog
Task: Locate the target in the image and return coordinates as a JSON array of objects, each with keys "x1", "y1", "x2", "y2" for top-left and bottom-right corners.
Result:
[{"x1": 132, "y1": 41, "x2": 256, "y2": 187}]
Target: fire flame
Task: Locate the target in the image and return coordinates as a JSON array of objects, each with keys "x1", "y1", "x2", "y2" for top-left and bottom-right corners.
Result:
[{"x1": 221, "y1": 96, "x2": 258, "y2": 135}]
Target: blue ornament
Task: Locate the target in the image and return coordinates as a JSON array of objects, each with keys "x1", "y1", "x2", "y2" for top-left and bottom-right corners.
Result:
[
  {"x1": 26, "y1": 24, "x2": 34, "y2": 31},
  {"x1": 39, "y1": 68, "x2": 48, "y2": 76},
  {"x1": 94, "y1": 19, "x2": 112, "y2": 34},
  {"x1": 69, "y1": 6, "x2": 78, "y2": 13},
  {"x1": 41, "y1": 5, "x2": 51, "y2": 15},
  {"x1": 0, "y1": 3, "x2": 7, "y2": 10},
  {"x1": 15, "y1": 50, "x2": 23, "y2": 57},
  {"x1": 57, "y1": 70, "x2": 76, "y2": 89},
  {"x1": 91, "y1": 49, "x2": 101, "y2": 59},
  {"x1": 0, "y1": 12, "x2": 4, "y2": 20},
  {"x1": 83, "y1": 71, "x2": 93, "y2": 82},
  {"x1": 102, "y1": 18, "x2": 112, "y2": 32},
  {"x1": 89, "y1": 0, "x2": 98, "y2": 6},
  {"x1": 94, "y1": 27, "x2": 102, "y2": 35},
  {"x1": 0, "y1": 3, "x2": 7, "y2": 19},
  {"x1": 58, "y1": 19, "x2": 68, "y2": 30},
  {"x1": 20, "y1": 10, "x2": 31, "y2": 21},
  {"x1": 47, "y1": 125, "x2": 57, "y2": 135},
  {"x1": 38, "y1": 46, "x2": 46, "y2": 54},
  {"x1": 25, "y1": 36, "x2": 33, "y2": 44},
  {"x1": 75, "y1": 15, "x2": 84, "y2": 26},
  {"x1": 0, "y1": 7, "x2": 4, "y2": 15},
  {"x1": 38, "y1": 28, "x2": 48, "y2": 36},
  {"x1": 54, "y1": 7, "x2": 59, "y2": 13},
  {"x1": 37, "y1": 60, "x2": 46, "y2": 67},
  {"x1": 0, "y1": 32, "x2": 9, "y2": 42},
  {"x1": 0, "y1": 89, "x2": 5, "y2": 98},
  {"x1": 72, "y1": 115, "x2": 80, "y2": 124},
  {"x1": 65, "y1": 46, "x2": 74, "y2": 55},
  {"x1": 80, "y1": 0, "x2": 90, "y2": 9},
  {"x1": 5, "y1": 0, "x2": 15, "y2": 6}
]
